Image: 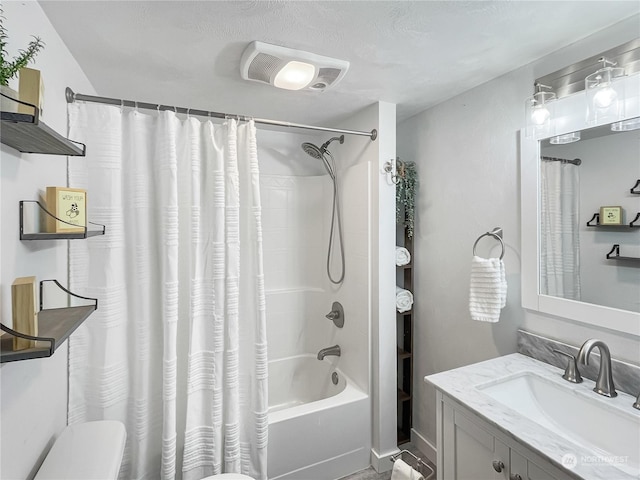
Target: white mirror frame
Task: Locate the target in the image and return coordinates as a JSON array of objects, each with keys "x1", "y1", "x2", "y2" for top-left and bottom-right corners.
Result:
[{"x1": 521, "y1": 72, "x2": 640, "y2": 337}]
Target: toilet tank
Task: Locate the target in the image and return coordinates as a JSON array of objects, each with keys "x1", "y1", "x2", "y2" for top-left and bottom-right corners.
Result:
[{"x1": 34, "y1": 421, "x2": 126, "y2": 479}]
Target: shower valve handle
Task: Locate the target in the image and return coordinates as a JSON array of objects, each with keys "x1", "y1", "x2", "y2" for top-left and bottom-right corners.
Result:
[{"x1": 325, "y1": 301, "x2": 344, "y2": 328}]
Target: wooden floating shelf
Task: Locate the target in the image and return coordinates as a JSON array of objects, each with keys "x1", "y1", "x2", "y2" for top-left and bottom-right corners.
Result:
[
  {"x1": 20, "y1": 201, "x2": 105, "y2": 240},
  {"x1": 1, "y1": 95, "x2": 85, "y2": 156},
  {"x1": 1, "y1": 111, "x2": 86, "y2": 156},
  {"x1": 0, "y1": 280, "x2": 97, "y2": 363}
]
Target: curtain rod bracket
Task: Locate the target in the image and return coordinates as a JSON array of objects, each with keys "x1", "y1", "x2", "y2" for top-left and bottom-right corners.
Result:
[{"x1": 66, "y1": 87, "x2": 76, "y2": 103}]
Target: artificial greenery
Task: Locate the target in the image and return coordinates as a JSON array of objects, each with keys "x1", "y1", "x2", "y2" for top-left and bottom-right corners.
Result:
[
  {"x1": 395, "y1": 158, "x2": 418, "y2": 238},
  {"x1": 0, "y1": 9, "x2": 44, "y2": 87}
]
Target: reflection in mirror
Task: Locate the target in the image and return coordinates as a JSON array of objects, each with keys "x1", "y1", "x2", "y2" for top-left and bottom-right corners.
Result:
[{"x1": 539, "y1": 119, "x2": 640, "y2": 312}]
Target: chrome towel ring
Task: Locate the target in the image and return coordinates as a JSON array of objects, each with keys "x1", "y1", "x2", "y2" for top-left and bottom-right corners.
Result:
[{"x1": 473, "y1": 227, "x2": 505, "y2": 260}]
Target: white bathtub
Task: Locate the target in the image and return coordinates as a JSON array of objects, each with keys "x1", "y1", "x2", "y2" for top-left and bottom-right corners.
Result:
[{"x1": 267, "y1": 354, "x2": 371, "y2": 480}]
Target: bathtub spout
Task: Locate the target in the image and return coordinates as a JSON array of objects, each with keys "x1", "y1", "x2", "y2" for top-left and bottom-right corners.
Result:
[{"x1": 317, "y1": 345, "x2": 341, "y2": 360}]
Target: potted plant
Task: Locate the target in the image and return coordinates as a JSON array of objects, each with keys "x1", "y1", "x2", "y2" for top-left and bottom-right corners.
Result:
[
  {"x1": 396, "y1": 158, "x2": 418, "y2": 238},
  {"x1": 0, "y1": 9, "x2": 44, "y2": 110}
]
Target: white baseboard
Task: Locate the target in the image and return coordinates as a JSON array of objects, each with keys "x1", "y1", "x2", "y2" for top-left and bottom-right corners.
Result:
[
  {"x1": 370, "y1": 447, "x2": 400, "y2": 473},
  {"x1": 411, "y1": 428, "x2": 437, "y2": 466}
]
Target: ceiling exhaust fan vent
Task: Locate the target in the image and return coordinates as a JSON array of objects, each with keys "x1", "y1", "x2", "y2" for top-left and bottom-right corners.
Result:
[
  {"x1": 240, "y1": 41, "x2": 349, "y2": 91},
  {"x1": 246, "y1": 53, "x2": 284, "y2": 84}
]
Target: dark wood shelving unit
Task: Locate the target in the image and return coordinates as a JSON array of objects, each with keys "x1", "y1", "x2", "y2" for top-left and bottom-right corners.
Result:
[
  {"x1": 1, "y1": 96, "x2": 85, "y2": 156},
  {"x1": 0, "y1": 280, "x2": 97, "y2": 363},
  {"x1": 397, "y1": 220, "x2": 414, "y2": 445}
]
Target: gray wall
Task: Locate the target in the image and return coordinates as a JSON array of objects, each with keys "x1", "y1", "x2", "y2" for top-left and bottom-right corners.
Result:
[{"x1": 397, "y1": 16, "x2": 640, "y2": 454}]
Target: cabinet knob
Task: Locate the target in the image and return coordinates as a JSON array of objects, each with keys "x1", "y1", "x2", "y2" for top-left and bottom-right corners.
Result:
[
  {"x1": 492, "y1": 460, "x2": 505, "y2": 473},
  {"x1": 510, "y1": 475, "x2": 523, "y2": 480}
]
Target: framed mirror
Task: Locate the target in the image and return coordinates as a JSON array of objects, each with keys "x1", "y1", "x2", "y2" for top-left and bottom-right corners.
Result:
[{"x1": 521, "y1": 72, "x2": 640, "y2": 336}]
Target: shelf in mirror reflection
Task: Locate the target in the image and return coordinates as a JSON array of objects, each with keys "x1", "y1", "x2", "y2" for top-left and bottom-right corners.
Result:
[
  {"x1": 606, "y1": 244, "x2": 640, "y2": 262},
  {"x1": 586, "y1": 212, "x2": 640, "y2": 228}
]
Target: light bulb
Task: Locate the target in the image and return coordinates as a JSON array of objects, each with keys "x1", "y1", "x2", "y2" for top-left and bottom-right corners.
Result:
[
  {"x1": 273, "y1": 61, "x2": 315, "y2": 90},
  {"x1": 531, "y1": 106, "x2": 550, "y2": 125},
  {"x1": 593, "y1": 86, "x2": 617, "y2": 108}
]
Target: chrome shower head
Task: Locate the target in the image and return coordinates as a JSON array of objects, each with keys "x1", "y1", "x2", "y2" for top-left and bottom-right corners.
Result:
[
  {"x1": 301, "y1": 135, "x2": 344, "y2": 160},
  {"x1": 302, "y1": 142, "x2": 324, "y2": 160}
]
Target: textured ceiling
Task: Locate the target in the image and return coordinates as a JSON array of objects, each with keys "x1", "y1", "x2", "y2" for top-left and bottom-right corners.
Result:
[{"x1": 39, "y1": 1, "x2": 639, "y2": 127}]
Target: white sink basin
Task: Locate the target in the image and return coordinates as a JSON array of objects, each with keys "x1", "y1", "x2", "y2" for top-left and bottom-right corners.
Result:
[{"x1": 477, "y1": 372, "x2": 640, "y2": 474}]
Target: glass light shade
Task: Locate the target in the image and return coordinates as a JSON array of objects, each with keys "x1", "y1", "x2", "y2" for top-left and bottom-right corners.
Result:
[
  {"x1": 273, "y1": 61, "x2": 316, "y2": 90},
  {"x1": 611, "y1": 117, "x2": 640, "y2": 132},
  {"x1": 525, "y1": 90, "x2": 556, "y2": 138},
  {"x1": 585, "y1": 66, "x2": 625, "y2": 124},
  {"x1": 549, "y1": 132, "x2": 580, "y2": 144}
]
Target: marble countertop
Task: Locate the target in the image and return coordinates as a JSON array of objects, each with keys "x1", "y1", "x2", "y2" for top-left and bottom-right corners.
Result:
[{"x1": 425, "y1": 353, "x2": 640, "y2": 480}]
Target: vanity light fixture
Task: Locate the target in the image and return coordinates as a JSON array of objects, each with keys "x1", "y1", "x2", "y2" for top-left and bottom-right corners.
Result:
[
  {"x1": 585, "y1": 57, "x2": 626, "y2": 124},
  {"x1": 240, "y1": 41, "x2": 349, "y2": 91},
  {"x1": 549, "y1": 132, "x2": 581, "y2": 144},
  {"x1": 525, "y1": 83, "x2": 556, "y2": 137},
  {"x1": 611, "y1": 116, "x2": 640, "y2": 132}
]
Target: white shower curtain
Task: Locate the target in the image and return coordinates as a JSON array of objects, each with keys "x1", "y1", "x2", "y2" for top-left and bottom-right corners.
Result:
[
  {"x1": 67, "y1": 103, "x2": 268, "y2": 480},
  {"x1": 540, "y1": 159, "x2": 581, "y2": 300}
]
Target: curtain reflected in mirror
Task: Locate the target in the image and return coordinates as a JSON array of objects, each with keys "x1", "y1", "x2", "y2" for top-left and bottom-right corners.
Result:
[
  {"x1": 538, "y1": 122, "x2": 640, "y2": 313},
  {"x1": 540, "y1": 158, "x2": 581, "y2": 300}
]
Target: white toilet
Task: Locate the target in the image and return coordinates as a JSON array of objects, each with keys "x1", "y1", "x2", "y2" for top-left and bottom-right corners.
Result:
[{"x1": 34, "y1": 420, "x2": 126, "y2": 479}]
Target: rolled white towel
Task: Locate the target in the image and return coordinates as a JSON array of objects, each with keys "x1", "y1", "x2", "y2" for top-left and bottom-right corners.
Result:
[
  {"x1": 396, "y1": 246, "x2": 411, "y2": 266},
  {"x1": 396, "y1": 286, "x2": 414, "y2": 313},
  {"x1": 391, "y1": 459, "x2": 424, "y2": 480},
  {"x1": 469, "y1": 256, "x2": 507, "y2": 322}
]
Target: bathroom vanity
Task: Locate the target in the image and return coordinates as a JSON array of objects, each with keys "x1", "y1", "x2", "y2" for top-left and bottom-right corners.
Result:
[{"x1": 426, "y1": 354, "x2": 640, "y2": 480}]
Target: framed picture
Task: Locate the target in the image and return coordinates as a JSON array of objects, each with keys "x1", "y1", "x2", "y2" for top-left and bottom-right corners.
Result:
[
  {"x1": 599, "y1": 206, "x2": 623, "y2": 225},
  {"x1": 45, "y1": 186, "x2": 87, "y2": 233}
]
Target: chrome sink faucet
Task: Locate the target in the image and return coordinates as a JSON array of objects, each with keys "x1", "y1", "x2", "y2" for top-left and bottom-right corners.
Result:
[
  {"x1": 317, "y1": 345, "x2": 341, "y2": 360},
  {"x1": 577, "y1": 339, "x2": 617, "y2": 397}
]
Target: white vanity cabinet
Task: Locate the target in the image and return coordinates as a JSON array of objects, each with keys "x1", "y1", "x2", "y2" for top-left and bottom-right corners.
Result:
[{"x1": 437, "y1": 391, "x2": 575, "y2": 480}]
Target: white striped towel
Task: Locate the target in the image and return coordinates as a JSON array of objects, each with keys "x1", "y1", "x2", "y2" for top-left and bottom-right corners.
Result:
[
  {"x1": 469, "y1": 256, "x2": 507, "y2": 322},
  {"x1": 396, "y1": 285, "x2": 414, "y2": 313},
  {"x1": 396, "y1": 246, "x2": 411, "y2": 266}
]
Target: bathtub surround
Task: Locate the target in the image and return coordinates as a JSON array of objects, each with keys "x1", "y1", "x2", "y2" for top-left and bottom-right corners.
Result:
[
  {"x1": 66, "y1": 105, "x2": 267, "y2": 479},
  {"x1": 260, "y1": 102, "x2": 394, "y2": 478},
  {"x1": 517, "y1": 329, "x2": 640, "y2": 397}
]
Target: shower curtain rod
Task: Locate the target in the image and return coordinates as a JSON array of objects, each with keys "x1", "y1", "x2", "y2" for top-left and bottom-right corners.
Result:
[
  {"x1": 541, "y1": 156, "x2": 582, "y2": 166},
  {"x1": 65, "y1": 88, "x2": 377, "y2": 141}
]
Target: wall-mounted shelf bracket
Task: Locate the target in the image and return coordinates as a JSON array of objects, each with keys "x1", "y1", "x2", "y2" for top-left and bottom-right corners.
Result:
[{"x1": 631, "y1": 179, "x2": 640, "y2": 195}]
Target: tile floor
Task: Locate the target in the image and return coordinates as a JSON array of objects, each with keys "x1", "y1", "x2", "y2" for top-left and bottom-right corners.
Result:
[{"x1": 338, "y1": 443, "x2": 436, "y2": 480}]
